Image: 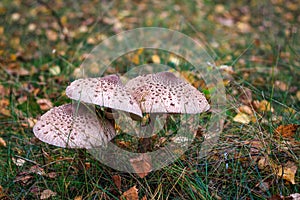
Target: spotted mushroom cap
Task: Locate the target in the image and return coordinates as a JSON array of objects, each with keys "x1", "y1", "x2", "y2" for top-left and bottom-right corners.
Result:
[
  {"x1": 33, "y1": 103, "x2": 116, "y2": 148},
  {"x1": 125, "y1": 71, "x2": 210, "y2": 114},
  {"x1": 66, "y1": 74, "x2": 142, "y2": 117}
]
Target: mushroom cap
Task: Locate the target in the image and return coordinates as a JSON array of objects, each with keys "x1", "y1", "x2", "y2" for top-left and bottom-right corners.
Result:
[
  {"x1": 66, "y1": 74, "x2": 142, "y2": 117},
  {"x1": 33, "y1": 103, "x2": 116, "y2": 148},
  {"x1": 125, "y1": 71, "x2": 210, "y2": 114}
]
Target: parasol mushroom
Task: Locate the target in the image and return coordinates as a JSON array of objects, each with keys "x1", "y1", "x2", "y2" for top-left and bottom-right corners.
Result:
[
  {"x1": 125, "y1": 71, "x2": 210, "y2": 114},
  {"x1": 66, "y1": 74, "x2": 142, "y2": 118},
  {"x1": 125, "y1": 71, "x2": 210, "y2": 152},
  {"x1": 33, "y1": 103, "x2": 115, "y2": 148}
]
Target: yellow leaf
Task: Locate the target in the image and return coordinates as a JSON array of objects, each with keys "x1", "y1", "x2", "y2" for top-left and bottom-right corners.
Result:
[
  {"x1": 277, "y1": 163, "x2": 297, "y2": 184},
  {"x1": 258, "y1": 100, "x2": 274, "y2": 112},
  {"x1": 233, "y1": 113, "x2": 251, "y2": 124},
  {"x1": 0, "y1": 26, "x2": 4, "y2": 35},
  {"x1": 74, "y1": 196, "x2": 82, "y2": 200},
  {"x1": 151, "y1": 55, "x2": 161, "y2": 63},
  {"x1": 49, "y1": 65, "x2": 61, "y2": 76},
  {"x1": 131, "y1": 54, "x2": 139, "y2": 65}
]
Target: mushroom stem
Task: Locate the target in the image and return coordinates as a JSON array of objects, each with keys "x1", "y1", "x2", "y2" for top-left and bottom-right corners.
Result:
[{"x1": 138, "y1": 113, "x2": 157, "y2": 153}]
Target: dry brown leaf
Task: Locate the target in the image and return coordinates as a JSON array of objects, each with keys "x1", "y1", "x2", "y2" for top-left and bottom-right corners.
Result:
[
  {"x1": 40, "y1": 189, "x2": 57, "y2": 199},
  {"x1": 274, "y1": 124, "x2": 299, "y2": 138},
  {"x1": 239, "y1": 87, "x2": 252, "y2": 105},
  {"x1": 46, "y1": 30, "x2": 58, "y2": 41},
  {"x1": 120, "y1": 186, "x2": 138, "y2": 200},
  {"x1": 112, "y1": 175, "x2": 121, "y2": 191},
  {"x1": 258, "y1": 157, "x2": 269, "y2": 170},
  {"x1": 275, "y1": 80, "x2": 288, "y2": 91},
  {"x1": 47, "y1": 172, "x2": 57, "y2": 179},
  {"x1": 130, "y1": 154, "x2": 152, "y2": 178},
  {"x1": 29, "y1": 165, "x2": 45, "y2": 176},
  {"x1": 14, "y1": 174, "x2": 33, "y2": 185},
  {"x1": 0, "y1": 137, "x2": 6, "y2": 147},
  {"x1": 276, "y1": 162, "x2": 297, "y2": 184},
  {"x1": 238, "y1": 105, "x2": 254, "y2": 116},
  {"x1": 257, "y1": 182, "x2": 270, "y2": 192},
  {"x1": 21, "y1": 117, "x2": 37, "y2": 128},
  {"x1": 37, "y1": 99, "x2": 53, "y2": 111},
  {"x1": 233, "y1": 112, "x2": 251, "y2": 124},
  {"x1": 141, "y1": 195, "x2": 147, "y2": 200}
]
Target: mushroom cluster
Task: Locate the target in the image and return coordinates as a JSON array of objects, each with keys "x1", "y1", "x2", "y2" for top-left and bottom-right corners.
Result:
[{"x1": 33, "y1": 71, "x2": 210, "y2": 149}]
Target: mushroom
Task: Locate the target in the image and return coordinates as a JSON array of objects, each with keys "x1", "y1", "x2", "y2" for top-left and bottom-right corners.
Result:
[
  {"x1": 66, "y1": 74, "x2": 142, "y2": 118},
  {"x1": 33, "y1": 103, "x2": 115, "y2": 148},
  {"x1": 125, "y1": 71, "x2": 210, "y2": 152},
  {"x1": 125, "y1": 71, "x2": 210, "y2": 114}
]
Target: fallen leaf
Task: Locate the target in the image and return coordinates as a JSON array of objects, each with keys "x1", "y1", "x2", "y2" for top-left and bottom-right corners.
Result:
[
  {"x1": 151, "y1": 55, "x2": 160, "y2": 63},
  {"x1": 168, "y1": 54, "x2": 180, "y2": 65},
  {"x1": 131, "y1": 54, "x2": 139, "y2": 65},
  {"x1": 14, "y1": 174, "x2": 33, "y2": 185},
  {"x1": 296, "y1": 91, "x2": 300, "y2": 101},
  {"x1": 40, "y1": 189, "x2": 57, "y2": 199},
  {"x1": 0, "y1": 137, "x2": 6, "y2": 147},
  {"x1": 258, "y1": 157, "x2": 269, "y2": 169},
  {"x1": 120, "y1": 186, "x2": 138, "y2": 200},
  {"x1": 74, "y1": 196, "x2": 83, "y2": 200},
  {"x1": 274, "y1": 124, "x2": 299, "y2": 138},
  {"x1": 141, "y1": 196, "x2": 147, "y2": 200},
  {"x1": 258, "y1": 100, "x2": 274, "y2": 112},
  {"x1": 47, "y1": 172, "x2": 57, "y2": 179},
  {"x1": 233, "y1": 112, "x2": 251, "y2": 124},
  {"x1": 112, "y1": 175, "x2": 121, "y2": 191},
  {"x1": 21, "y1": 117, "x2": 37, "y2": 128},
  {"x1": 29, "y1": 165, "x2": 45, "y2": 176},
  {"x1": 276, "y1": 162, "x2": 297, "y2": 184},
  {"x1": 49, "y1": 65, "x2": 61, "y2": 76},
  {"x1": 130, "y1": 154, "x2": 152, "y2": 178},
  {"x1": 37, "y1": 99, "x2": 53, "y2": 111},
  {"x1": 239, "y1": 87, "x2": 252, "y2": 105},
  {"x1": 46, "y1": 30, "x2": 58, "y2": 41},
  {"x1": 238, "y1": 105, "x2": 254, "y2": 116},
  {"x1": 12, "y1": 157, "x2": 26, "y2": 166},
  {"x1": 275, "y1": 80, "x2": 288, "y2": 91},
  {"x1": 219, "y1": 65, "x2": 235, "y2": 75}
]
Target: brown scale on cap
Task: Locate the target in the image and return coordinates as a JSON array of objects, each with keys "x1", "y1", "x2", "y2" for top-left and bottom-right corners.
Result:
[
  {"x1": 33, "y1": 103, "x2": 115, "y2": 148},
  {"x1": 66, "y1": 74, "x2": 142, "y2": 117},
  {"x1": 125, "y1": 71, "x2": 210, "y2": 114}
]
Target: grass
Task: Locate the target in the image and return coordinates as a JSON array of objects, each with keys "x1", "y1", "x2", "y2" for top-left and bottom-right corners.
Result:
[{"x1": 0, "y1": 0, "x2": 299, "y2": 199}]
